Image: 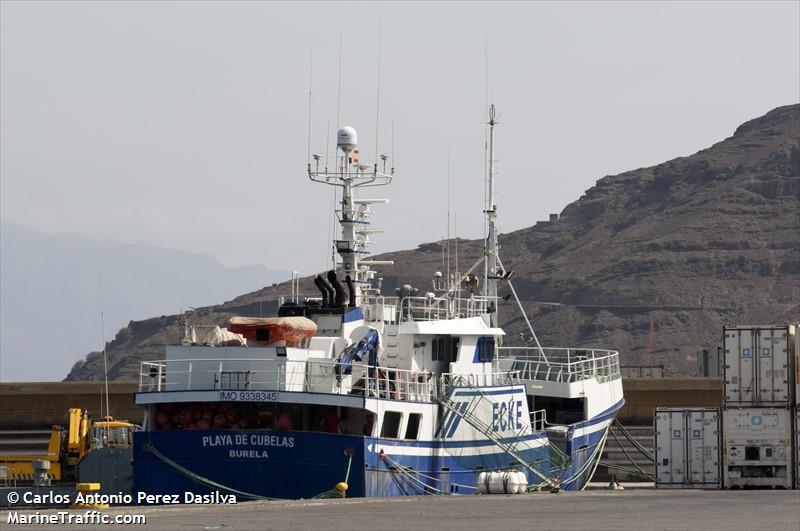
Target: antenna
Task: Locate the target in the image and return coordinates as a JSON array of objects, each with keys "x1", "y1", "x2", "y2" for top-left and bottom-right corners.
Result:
[
  {"x1": 325, "y1": 120, "x2": 331, "y2": 171},
  {"x1": 454, "y1": 212, "x2": 459, "y2": 294},
  {"x1": 374, "y1": 18, "x2": 383, "y2": 164},
  {"x1": 336, "y1": 33, "x2": 343, "y2": 129},
  {"x1": 391, "y1": 120, "x2": 395, "y2": 174},
  {"x1": 447, "y1": 138, "x2": 451, "y2": 288},
  {"x1": 307, "y1": 34, "x2": 313, "y2": 164},
  {"x1": 483, "y1": 30, "x2": 490, "y2": 296},
  {"x1": 96, "y1": 250, "x2": 110, "y2": 426},
  {"x1": 441, "y1": 233, "x2": 446, "y2": 284}
]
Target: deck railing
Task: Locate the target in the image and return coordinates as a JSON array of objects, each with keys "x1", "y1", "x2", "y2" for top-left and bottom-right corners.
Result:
[
  {"x1": 438, "y1": 370, "x2": 522, "y2": 390},
  {"x1": 361, "y1": 294, "x2": 495, "y2": 323},
  {"x1": 138, "y1": 359, "x2": 439, "y2": 403},
  {"x1": 495, "y1": 347, "x2": 621, "y2": 384},
  {"x1": 530, "y1": 408, "x2": 548, "y2": 431}
]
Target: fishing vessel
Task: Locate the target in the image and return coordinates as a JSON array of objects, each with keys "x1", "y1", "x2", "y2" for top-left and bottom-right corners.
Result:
[{"x1": 132, "y1": 107, "x2": 624, "y2": 500}]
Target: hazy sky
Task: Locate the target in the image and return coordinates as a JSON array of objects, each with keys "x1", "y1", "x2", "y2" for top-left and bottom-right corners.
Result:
[{"x1": 2, "y1": 1, "x2": 799, "y2": 274}]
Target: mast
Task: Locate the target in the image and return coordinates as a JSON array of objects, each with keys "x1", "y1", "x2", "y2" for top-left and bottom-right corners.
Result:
[
  {"x1": 308, "y1": 126, "x2": 393, "y2": 305},
  {"x1": 485, "y1": 104, "x2": 499, "y2": 327}
]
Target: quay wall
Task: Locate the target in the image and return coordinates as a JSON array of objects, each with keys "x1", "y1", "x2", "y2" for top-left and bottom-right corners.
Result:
[
  {"x1": 0, "y1": 377, "x2": 722, "y2": 428},
  {"x1": 0, "y1": 381, "x2": 142, "y2": 427},
  {"x1": 618, "y1": 377, "x2": 722, "y2": 423}
]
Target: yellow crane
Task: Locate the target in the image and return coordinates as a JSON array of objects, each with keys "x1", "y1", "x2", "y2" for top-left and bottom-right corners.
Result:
[{"x1": 0, "y1": 408, "x2": 138, "y2": 483}]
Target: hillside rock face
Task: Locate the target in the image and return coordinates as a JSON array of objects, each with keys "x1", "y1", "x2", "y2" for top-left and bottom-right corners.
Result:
[{"x1": 66, "y1": 104, "x2": 800, "y2": 380}]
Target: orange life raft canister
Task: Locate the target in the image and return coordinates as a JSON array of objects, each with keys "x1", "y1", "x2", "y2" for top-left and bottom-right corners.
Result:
[{"x1": 228, "y1": 316, "x2": 317, "y2": 347}]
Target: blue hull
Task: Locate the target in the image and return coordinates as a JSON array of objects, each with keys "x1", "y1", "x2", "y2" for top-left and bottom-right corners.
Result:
[
  {"x1": 559, "y1": 399, "x2": 625, "y2": 491},
  {"x1": 132, "y1": 400, "x2": 623, "y2": 502},
  {"x1": 364, "y1": 434, "x2": 552, "y2": 496},
  {"x1": 134, "y1": 430, "x2": 366, "y2": 500}
]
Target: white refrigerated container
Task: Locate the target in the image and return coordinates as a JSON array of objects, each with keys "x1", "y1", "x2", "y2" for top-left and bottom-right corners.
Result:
[
  {"x1": 722, "y1": 407, "x2": 793, "y2": 489},
  {"x1": 655, "y1": 408, "x2": 721, "y2": 489},
  {"x1": 796, "y1": 325, "x2": 799, "y2": 407},
  {"x1": 723, "y1": 325, "x2": 795, "y2": 406},
  {"x1": 795, "y1": 409, "x2": 799, "y2": 490}
]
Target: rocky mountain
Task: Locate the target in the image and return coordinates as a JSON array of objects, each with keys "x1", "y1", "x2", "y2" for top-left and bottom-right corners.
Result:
[{"x1": 65, "y1": 104, "x2": 800, "y2": 381}]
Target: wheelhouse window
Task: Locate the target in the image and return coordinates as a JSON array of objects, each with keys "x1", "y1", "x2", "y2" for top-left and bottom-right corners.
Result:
[
  {"x1": 432, "y1": 337, "x2": 444, "y2": 361},
  {"x1": 432, "y1": 336, "x2": 460, "y2": 362},
  {"x1": 405, "y1": 413, "x2": 421, "y2": 440},
  {"x1": 476, "y1": 337, "x2": 495, "y2": 363},
  {"x1": 380, "y1": 411, "x2": 402, "y2": 438}
]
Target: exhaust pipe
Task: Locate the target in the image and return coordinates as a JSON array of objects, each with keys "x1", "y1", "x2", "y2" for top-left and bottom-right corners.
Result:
[
  {"x1": 327, "y1": 270, "x2": 347, "y2": 307},
  {"x1": 320, "y1": 275, "x2": 336, "y2": 307},
  {"x1": 345, "y1": 275, "x2": 356, "y2": 308},
  {"x1": 314, "y1": 275, "x2": 329, "y2": 307}
]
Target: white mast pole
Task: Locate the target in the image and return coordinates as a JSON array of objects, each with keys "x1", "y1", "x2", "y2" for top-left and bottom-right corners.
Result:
[{"x1": 485, "y1": 104, "x2": 499, "y2": 327}]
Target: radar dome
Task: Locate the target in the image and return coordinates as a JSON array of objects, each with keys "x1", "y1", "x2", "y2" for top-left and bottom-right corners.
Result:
[{"x1": 337, "y1": 126, "x2": 357, "y2": 153}]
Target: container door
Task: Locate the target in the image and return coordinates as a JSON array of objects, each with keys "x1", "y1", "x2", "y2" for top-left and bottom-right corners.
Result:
[
  {"x1": 655, "y1": 410, "x2": 685, "y2": 486},
  {"x1": 725, "y1": 328, "x2": 755, "y2": 404},
  {"x1": 687, "y1": 410, "x2": 720, "y2": 486},
  {"x1": 795, "y1": 326, "x2": 799, "y2": 408},
  {"x1": 757, "y1": 327, "x2": 790, "y2": 405},
  {"x1": 708, "y1": 348, "x2": 721, "y2": 378},
  {"x1": 795, "y1": 410, "x2": 799, "y2": 490},
  {"x1": 795, "y1": 325, "x2": 799, "y2": 408}
]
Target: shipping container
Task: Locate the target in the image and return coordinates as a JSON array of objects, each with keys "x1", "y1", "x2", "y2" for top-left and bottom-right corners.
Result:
[
  {"x1": 697, "y1": 348, "x2": 721, "y2": 377},
  {"x1": 794, "y1": 409, "x2": 799, "y2": 490},
  {"x1": 796, "y1": 325, "x2": 799, "y2": 407},
  {"x1": 655, "y1": 408, "x2": 721, "y2": 489},
  {"x1": 722, "y1": 407, "x2": 793, "y2": 489},
  {"x1": 723, "y1": 325, "x2": 795, "y2": 406}
]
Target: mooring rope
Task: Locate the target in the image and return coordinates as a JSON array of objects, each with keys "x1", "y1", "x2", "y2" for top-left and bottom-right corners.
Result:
[
  {"x1": 312, "y1": 452, "x2": 354, "y2": 499},
  {"x1": 608, "y1": 426, "x2": 655, "y2": 480},
  {"x1": 147, "y1": 444, "x2": 355, "y2": 501},
  {"x1": 612, "y1": 419, "x2": 655, "y2": 462},
  {"x1": 146, "y1": 445, "x2": 281, "y2": 501}
]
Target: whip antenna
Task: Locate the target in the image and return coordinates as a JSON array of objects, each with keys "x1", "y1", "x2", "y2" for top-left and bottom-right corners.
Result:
[
  {"x1": 374, "y1": 18, "x2": 383, "y2": 164},
  {"x1": 336, "y1": 33, "x2": 343, "y2": 129},
  {"x1": 306, "y1": 34, "x2": 314, "y2": 164},
  {"x1": 96, "y1": 250, "x2": 110, "y2": 427}
]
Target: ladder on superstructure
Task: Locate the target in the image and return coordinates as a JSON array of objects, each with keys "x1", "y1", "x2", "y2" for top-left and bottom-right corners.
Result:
[{"x1": 436, "y1": 376, "x2": 567, "y2": 489}]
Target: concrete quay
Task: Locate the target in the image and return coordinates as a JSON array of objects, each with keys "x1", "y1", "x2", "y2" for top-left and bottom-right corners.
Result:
[{"x1": 3, "y1": 488, "x2": 798, "y2": 531}]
